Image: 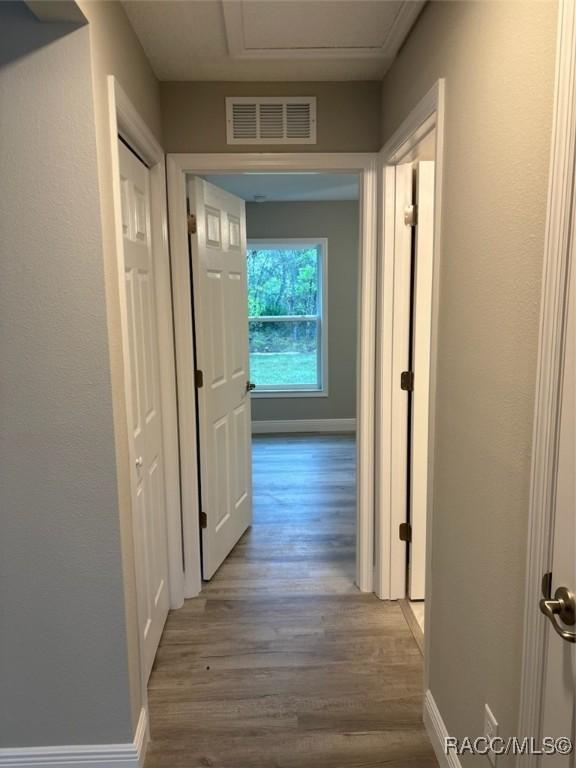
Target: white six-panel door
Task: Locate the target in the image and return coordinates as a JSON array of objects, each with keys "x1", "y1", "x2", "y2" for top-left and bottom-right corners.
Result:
[
  {"x1": 119, "y1": 140, "x2": 170, "y2": 680},
  {"x1": 188, "y1": 177, "x2": 253, "y2": 580}
]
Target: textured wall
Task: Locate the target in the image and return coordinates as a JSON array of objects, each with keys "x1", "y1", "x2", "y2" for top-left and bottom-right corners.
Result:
[
  {"x1": 79, "y1": 0, "x2": 162, "y2": 143},
  {"x1": 247, "y1": 201, "x2": 359, "y2": 422},
  {"x1": 380, "y1": 1, "x2": 557, "y2": 758},
  {"x1": 77, "y1": 0, "x2": 165, "y2": 731},
  {"x1": 161, "y1": 81, "x2": 381, "y2": 153},
  {"x1": 0, "y1": 3, "x2": 132, "y2": 747}
]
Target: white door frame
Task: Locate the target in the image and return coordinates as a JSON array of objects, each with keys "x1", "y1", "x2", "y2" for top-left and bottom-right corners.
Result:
[
  {"x1": 167, "y1": 152, "x2": 378, "y2": 594},
  {"x1": 108, "y1": 76, "x2": 185, "y2": 615},
  {"x1": 375, "y1": 80, "x2": 445, "y2": 671},
  {"x1": 517, "y1": 1, "x2": 576, "y2": 759}
]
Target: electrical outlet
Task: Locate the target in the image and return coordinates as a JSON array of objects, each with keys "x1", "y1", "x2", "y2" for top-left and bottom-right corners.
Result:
[{"x1": 484, "y1": 704, "x2": 499, "y2": 766}]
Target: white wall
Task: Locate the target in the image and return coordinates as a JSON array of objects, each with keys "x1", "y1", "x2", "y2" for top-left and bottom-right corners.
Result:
[{"x1": 0, "y1": 2, "x2": 132, "y2": 747}]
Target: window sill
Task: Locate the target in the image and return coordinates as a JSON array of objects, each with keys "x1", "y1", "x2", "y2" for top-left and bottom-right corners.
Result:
[{"x1": 251, "y1": 389, "x2": 328, "y2": 399}]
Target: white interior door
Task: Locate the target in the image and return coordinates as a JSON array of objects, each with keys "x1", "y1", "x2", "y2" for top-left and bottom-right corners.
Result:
[
  {"x1": 390, "y1": 162, "x2": 413, "y2": 598},
  {"x1": 391, "y1": 161, "x2": 435, "y2": 601},
  {"x1": 540, "y1": 250, "x2": 576, "y2": 763},
  {"x1": 409, "y1": 160, "x2": 435, "y2": 600},
  {"x1": 188, "y1": 177, "x2": 253, "y2": 580},
  {"x1": 119, "y1": 140, "x2": 170, "y2": 680}
]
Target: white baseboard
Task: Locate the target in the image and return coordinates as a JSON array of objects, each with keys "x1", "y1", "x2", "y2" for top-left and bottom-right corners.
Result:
[
  {"x1": 133, "y1": 709, "x2": 148, "y2": 768},
  {"x1": 0, "y1": 708, "x2": 148, "y2": 768},
  {"x1": 423, "y1": 690, "x2": 462, "y2": 768},
  {"x1": 252, "y1": 418, "x2": 356, "y2": 434}
]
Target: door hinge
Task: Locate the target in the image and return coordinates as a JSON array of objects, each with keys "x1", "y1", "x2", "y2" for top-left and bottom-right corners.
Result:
[
  {"x1": 195, "y1": 369, "x2": 204, "y2": 389},
  {"x1": 401, "y1": 370, "x2": 414, "y2": 391},
  {"x1": 187, "y1": 214, "x2": 197, "y2": 235},
  {"x1": 399, "y1": 522, "x2": 412, "y2": 542},
  {"x1": 404, "y1": 204, "x2": 418, "y2": 227},
  {"x1": 199, "y1": 511, "x2": 207, "y2": 529}
]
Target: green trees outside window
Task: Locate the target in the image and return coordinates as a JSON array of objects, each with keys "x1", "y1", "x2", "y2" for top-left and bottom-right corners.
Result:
[{"x1": 247, "y1": 243, "x2": 324, "y2": 390}]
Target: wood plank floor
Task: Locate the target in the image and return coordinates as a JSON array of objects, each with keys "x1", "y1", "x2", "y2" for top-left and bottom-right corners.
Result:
[{"x1": 145, "y1": 434, "x2": 437, "y2": 768}]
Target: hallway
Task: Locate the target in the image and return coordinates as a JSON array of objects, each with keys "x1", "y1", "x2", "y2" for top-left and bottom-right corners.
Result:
[{"x1": 145, "y1": 435, "x2": 436, "y2": 767}]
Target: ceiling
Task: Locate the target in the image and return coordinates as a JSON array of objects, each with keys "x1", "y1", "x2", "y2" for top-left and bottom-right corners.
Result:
[
  {"x1": 122, "y1": 0, "x2": 425, "y2": 81},
  {"x1": 203, "y1": 173, "x2": 359, "y2": 202}
]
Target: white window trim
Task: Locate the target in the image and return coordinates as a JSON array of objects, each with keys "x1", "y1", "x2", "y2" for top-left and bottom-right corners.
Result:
[{"x1": 247, "y1": 237, "x2": 329, "y2": 398}]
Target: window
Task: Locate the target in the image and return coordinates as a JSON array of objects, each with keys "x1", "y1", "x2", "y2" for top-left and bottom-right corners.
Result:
[{"x1": 247, "y1": 239, "x2": 327, "y2": 396}]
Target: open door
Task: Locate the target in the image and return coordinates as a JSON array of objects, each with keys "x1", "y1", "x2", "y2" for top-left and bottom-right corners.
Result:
[
  {"x1": 393, "y1": 160, "x2": 435, "y2": 601},
  {"x1": 409, "y1": 160, "x2": 435, "y2": 600},
  {"x1": 188, "y1": 177, "x2": 253, "y2": 580}
]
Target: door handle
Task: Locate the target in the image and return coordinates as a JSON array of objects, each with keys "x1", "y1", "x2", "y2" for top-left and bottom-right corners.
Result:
[
  {"x1": 246, "y1": 381, "x2": 256, "y2": 393},
  {"x1": 539, "y1": 586, "x2": 576, "y2": 643},
  {"x1": 135, "y1": 456, "x2": 143, "y2": 469}
]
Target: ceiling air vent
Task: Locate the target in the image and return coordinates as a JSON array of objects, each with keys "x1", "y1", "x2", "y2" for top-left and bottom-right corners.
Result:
[{"x1": 226, "y1": 97, "x2": 317, "y2": 145}]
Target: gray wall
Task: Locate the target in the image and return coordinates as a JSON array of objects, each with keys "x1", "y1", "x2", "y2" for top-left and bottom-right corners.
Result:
[
  {"x1": 0, "y1": 2, "x2": 132, "y2": 747},
  {"x1": 380, "y1": 1, "x2": 557, "y2": 759},
  {"x1": 247, "y1": 201, "x2": 358, "y2": 422},
  {"x1": 161, "y1": 81, "x2": 381, "y2": 153},
  {"x1": 78, "y1": 0, "x2": 165, "y2": 730}
]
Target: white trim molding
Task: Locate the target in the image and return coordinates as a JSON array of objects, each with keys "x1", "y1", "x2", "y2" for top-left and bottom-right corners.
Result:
[
  {"x1": 517, "y1": 1, "x2": 576, "y2": 760},
  {"x1": 0, "y1": 709, "x2": 147, "y2": 768},
  {"x1": 252, "y1": 418, "x2": 356, "y2": 434},
  {"x1": 250, "y1": 390, "x2": 329, "y2": 399},
  {"x1": 167, "y1": 152, "x2": 378, "y2": 593},
  {"x1": 423, "y1": 691, "x2": 462, "y2": 768}
]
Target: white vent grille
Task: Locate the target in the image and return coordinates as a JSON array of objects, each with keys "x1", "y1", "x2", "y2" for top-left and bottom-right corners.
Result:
[
  {"x1": 226, "y1": 97, "x2": 317, "y2": 145},
  {"x1": 230, "y1": 103, "x2": 257, "y2": 140}
]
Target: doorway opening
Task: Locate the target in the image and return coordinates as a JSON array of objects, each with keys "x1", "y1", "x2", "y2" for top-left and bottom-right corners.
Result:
[
  {"x1": 150, "y1": 166, "x2": 436, "y2": 768},
  {"x1": 167, "y1": 154, "x2": 378, "y2": 599},
  {"x1": 188, "y1": 171, "x2": 360, "y2": 587}
]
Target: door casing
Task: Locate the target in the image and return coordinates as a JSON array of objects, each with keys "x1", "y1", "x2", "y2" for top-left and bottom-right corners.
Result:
[
  {"x1": 376, "y1": 80, "x2": 446, "y2": 688},
  {"x1": 167, "y1": 152, "x2": 378, "y2": 595},
  {"x1": 517, "y1": 1, "x2": 576, "y2": 761}
]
